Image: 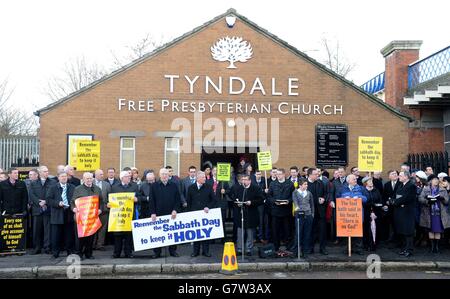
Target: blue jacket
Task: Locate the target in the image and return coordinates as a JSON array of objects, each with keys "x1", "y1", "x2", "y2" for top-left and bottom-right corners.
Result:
[
  {"x1": 337, "y1": 184, "x2": 368, "y2": 203},
  {"x1": 338, "y1": 184, "x2": 368, "y2": 222}
]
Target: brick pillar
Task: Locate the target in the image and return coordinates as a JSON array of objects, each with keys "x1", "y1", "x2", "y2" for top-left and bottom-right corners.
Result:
[{"x1": 381, "y1": 40, "x2": 422, "y2": 113}]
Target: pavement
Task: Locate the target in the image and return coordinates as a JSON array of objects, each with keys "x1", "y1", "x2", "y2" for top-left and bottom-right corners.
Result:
[{"x1": 1, "y1": 241, "x2": 450, "y2": 278}]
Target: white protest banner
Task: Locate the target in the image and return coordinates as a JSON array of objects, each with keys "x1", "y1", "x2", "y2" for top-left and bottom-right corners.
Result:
[{"x1": 132, "y1": 208, "x2": 224, "y2": 251}]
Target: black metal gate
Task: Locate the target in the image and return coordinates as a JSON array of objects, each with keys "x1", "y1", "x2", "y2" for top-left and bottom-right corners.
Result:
[{"x1": 407, "y1": 151, "x2": 449, "y2": 174}]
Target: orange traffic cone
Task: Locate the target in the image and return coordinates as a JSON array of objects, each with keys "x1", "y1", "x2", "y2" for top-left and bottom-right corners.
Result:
[{"x1": 219, "y1": 242, "x2": 239, "y2": 275}]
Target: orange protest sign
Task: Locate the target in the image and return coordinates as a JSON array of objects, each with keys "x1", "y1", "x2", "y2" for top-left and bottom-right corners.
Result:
[
  {"x1": 75, "y1": 196, "x2": 102, "y2": 238},
  {"x1": 336, "y1": 198, "x2": 363, "y2": 237}
]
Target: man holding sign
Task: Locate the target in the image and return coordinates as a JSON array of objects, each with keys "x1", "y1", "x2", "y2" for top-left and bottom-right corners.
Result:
[
  {"x1": 336, "y1": 174, "x2": 367, "y2": 255},
  {"x1": 71, "y1": 172, "x2": 103, "y2": 260},
  {"x1": 150, "y1": 168, "x2": 182, "y2": 258},
  {"x1": 187, "y1": 171, "x2": 216, "y2": 257},
  {"x1": 109, "y1": 171, "x2": 139, "y2": 258},
  {"x1": 214, "y1": 164, "x2": 231, "y2": 241}
]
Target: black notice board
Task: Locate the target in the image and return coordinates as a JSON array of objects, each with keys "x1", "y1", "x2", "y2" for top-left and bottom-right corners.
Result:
[{"x1": 315, "y1": 124, "x2": 348, "y2": 168}]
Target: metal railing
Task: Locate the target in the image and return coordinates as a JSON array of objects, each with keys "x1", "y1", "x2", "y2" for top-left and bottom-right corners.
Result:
[
  {"x1": 361, "y1": 72, "x2": 385, "y2": 94},
  {"x1": 408, "y1": 45, "x2": 450, "y2": 89},
  {"x1": 0, "y1": 137, "x2": 39, "y2": 170},
  {"x1": 407, "y1": 151, "x2": 449, "y2": 174}
]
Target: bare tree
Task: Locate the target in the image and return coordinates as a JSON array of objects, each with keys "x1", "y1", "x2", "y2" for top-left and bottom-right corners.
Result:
[
  {"x1": 0, "y1": 79, "x2": 37, "y2": 137},
  {"x1": 44, "y1": 56, "x2": 107, "y2": 102},
  {"x1": 111, "y1": 33, "x2": 166, "y2": 68},
  {"x1": 320, "y1": 37, "x2": 356, "y2": 78}
]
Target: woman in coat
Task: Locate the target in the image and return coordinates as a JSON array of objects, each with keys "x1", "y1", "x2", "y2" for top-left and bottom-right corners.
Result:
[
  {"x1": 419, "y1": 175, "x2": 450, "y2": 253},
  {"x1": 363, "y1": 178, "x2": 383, "y2": 251}
]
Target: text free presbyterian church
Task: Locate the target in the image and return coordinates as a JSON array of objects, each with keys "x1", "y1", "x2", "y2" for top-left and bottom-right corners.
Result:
[{"x1": 117, "y1": 74, "x2": 344, "y2": 115}]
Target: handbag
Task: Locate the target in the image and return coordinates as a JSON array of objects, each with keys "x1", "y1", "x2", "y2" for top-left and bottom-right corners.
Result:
[{"x1": 258, "y1": 243, "x2": 276, "y2": 258}]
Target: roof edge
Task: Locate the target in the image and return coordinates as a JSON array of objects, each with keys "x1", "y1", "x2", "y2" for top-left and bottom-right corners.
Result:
[{"x1": 34, "y1": 8, "x2": 412, "y2": 122}]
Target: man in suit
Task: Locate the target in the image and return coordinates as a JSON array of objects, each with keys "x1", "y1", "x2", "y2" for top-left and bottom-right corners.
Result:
[
  {"x1": 150, "y1": 168, "x2": 182, "y2": 258},
  {"x1": 307, "y1": 168, "x2": 328, "y2": 255},
  {"x1": 187, "y1": 171, "x2": 216, "y2": 257},
  {"x1": 392, "y1": 171, "x2": 417, "y2": 257},
  {"x1": 255, "y1": 169, "x2": 269, "y2": 244},
  {"x1": 382, "y1": 170, "x2": 401, "y2": 242},
  {"x1": 233, "y1": 174, "x2": 264, "y2": 256},
  {"x1": 47, "y1": 172, "x2": 76, "y2": 258},
  {"x1": 104, "y1": 168, "x2": 120, "y2": 187},
  {"x1": 30, "y1": 166, "x2": 56, "y2": 254},
  {"x1": 267, "y1": 169, "x2": 295, "y2": 252},
  {"x1": 0, "y1": 168, "x2": 28, "y2": 216},
  {"x1": 138, "y1": 171, "x2": 156, "y2": 219},
  {"x1": 288, "y1": 166, "x2": 300, "y2": 187},
  {"x1": 208, "y1": 166, "x2": 230, "y2": 242},
  {"x1": 65, "y1": 165, "x2": 81, "y2": 186},
  {"x1": 93, "y1": 169, "x2": 111, "y2": 251},
  {"x1": 180, "y1": 166, "x2": 197, "y2": 211}
]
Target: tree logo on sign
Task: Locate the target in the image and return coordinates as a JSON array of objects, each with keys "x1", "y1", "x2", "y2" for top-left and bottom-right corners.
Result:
[{"x1": 211, "y1": 36, "x2": 253, "y2": 69}]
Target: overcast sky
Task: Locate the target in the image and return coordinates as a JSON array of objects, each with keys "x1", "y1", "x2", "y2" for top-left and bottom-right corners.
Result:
[{"x1": 1, "y1": 0, "x2": 449, "y2": 115}]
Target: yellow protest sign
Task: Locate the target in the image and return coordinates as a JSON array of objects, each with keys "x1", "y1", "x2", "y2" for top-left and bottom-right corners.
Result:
[
  {"x1": 108, "y1": 192, "x2": 135, "y2": 232},
  {"x1": 68, "y1": 135, "x2": 92, "y2": 167},
  {"x1": 358, "y1": 137, "x2": 383, "y2": 172},
  {"x1": 257, "y1": 151, "x2": 272, "y2": 171},
  {"x1": 217, "y1": 163, "x2": 231, "y2": 182},
  {"x1": 76, "y1": 141, "x2": 101, "y2": 171}
]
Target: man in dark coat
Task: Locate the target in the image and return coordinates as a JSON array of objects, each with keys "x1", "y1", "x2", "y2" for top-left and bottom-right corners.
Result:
[
  {"x1": 392, "y1": 171, "x2": 417, "y2": 257},
  {"x1": 381, "y1": 170, "x2": 401, "y2": 242},
  {"x1": 0, "y1": 168, "x2": 28, "y2": 216},
  {"x1": 71, "y1": 172, "x2": 103, "y2": 259},
  {"x1": 227, "y1": 174, "x2": 243, "y2": 243},
  {"x1": 65, "y1": 165, "x2": 81, "y2": 186},
  {"x1": 93, "y1": 169, "x2": 112, "y2": 251},
  {"x1": 255, "y1": 170, "x2": 269, "y2": 243},
  {"x1": 138, "y1": 172, "x2": 155, "y2": 219},
  {"x1": 29, "y1": 166, "x2": 56, "y2": 254},
  {"x1": 150, "y1": 168, "x2": 182, "y2": 258},
  {"x1": 187, "y1": 171, "x2": 216, "y2": 257},
  {"x1": 332, "y1": 167, "x2": 347, "y2": 201},
  {"x1": 180, "y1": 166, "x2": 198, "y2": 211},
  {"x1": 208, "y1": 166, "x2": 230, "y2": 243},
  {"x1": 307, "y1": 168, "x2": 328, "y2": 255},
  {"x1": 110, "y1": 171, "x2": 139, "y2": 258},
  {"x1": 104, "y1": 168, "x2": 120, "y2": 187},
  {"x1": 47, "y1": 172, "x2": 76, "y2": 258},
  {"x1": 233, "y1": 174, "x2": 264, "y2": 255},
  {"x1": 267, "y1": 168, "x2": 295, "y2": 251}
]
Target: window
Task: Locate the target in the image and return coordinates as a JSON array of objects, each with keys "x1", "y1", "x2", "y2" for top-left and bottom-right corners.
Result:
[
  {"x1": 165, "y1": 137, "x2": 180, "y2": 176},
  {"x1": 120, "y1": 137, "x2": 135, "y2": 170}
]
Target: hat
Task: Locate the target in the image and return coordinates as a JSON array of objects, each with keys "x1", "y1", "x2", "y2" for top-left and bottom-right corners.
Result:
[
  {"x1": 443, "y1": 176, "x2": 450, "y2": 183},
  {"x1": 427, "y1": 174, "x2": 438, "y2": 182},
  {"x1": 438, "y1": 172, "x2": 448, "y2": 179},
  {"x1": 362, "y1": 176, "x2": 371, "y2": 184},
  {"x1": 415, "y1": 171, "x2": 427, "y2": 180}
]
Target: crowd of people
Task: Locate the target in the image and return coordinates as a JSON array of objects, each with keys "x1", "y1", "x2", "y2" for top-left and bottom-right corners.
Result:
[{"x1": 0, "y1": 159, "x2": 449, "y2": 260}]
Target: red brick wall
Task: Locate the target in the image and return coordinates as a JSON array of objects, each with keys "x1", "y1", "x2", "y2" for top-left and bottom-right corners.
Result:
[
  {"x1": 409, "y1": 127, "x2": 444, "y2": 153},
  {"x1": 38, "y1": 17, "x2": 410, "y2": 177},
  {"x1": 384, "y1": 50, "x2": 420, "y2": 114}
]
